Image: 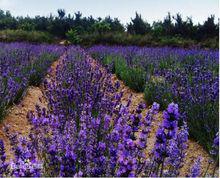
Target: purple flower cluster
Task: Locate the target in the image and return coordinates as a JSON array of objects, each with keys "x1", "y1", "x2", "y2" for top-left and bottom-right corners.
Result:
[
  {"x1": 0, "y1": 132, "x2": 42, "y2": 177},
  {"x1": 210, "y1": 133, "x2": 219, "y2": 156},
  {"x1": 147, "y1": 103, "x2": 188, "y2": 177},
  {"x1": 0, "y1": 139, "x2": 9, "y2": 176},
  {"x1": 188, "y1": 157, "x2": 202, "y2": 177}
]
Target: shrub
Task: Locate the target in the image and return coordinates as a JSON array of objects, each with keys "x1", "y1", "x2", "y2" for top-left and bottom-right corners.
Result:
[
  {"x1": 0, "y1": 30, "x2": 54, "y2": 43},
  {"x1": 144, "y1": 78, "x2": 174, "y2": 110},
  {"x1": 29, "y1": 53, "x2": 57, "y2": 86},
  {"x1": 186, "y1": 101, "x2": 218, "y2": 151},
  {"x1": 114, "y1": 57, "x2": 127, "y2": 80},
  {"x1": 0, "y1": 43, "x2": 64, "y2": 121},
  {"x1": 121, "y1": 67, "x2": 146, "y2": 92},
  {"x1": 66, "y1": 29, "x2": 82, "y2": 44},
  {"x1": 103, "y1": 56, "x2": 146, "y2": 92},
  {"x1": 103, "y1": 55, "x2": 115, "y2": 73}
]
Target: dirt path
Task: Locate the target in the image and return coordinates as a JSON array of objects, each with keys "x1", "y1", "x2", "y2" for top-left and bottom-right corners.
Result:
[{"x1": 0, "y1": 54, "x2": 65, "y2": 160}]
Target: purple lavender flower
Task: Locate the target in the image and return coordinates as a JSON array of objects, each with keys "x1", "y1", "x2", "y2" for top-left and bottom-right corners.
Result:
[
  {"x1": 166, "y1": 122, "x2": 189, "y2": 176},
  {"x1": 210, "y1": 132, "x2": 219, "y2": 156},
  {"x1": 0, "y1": 139, "x2": 9, "y2": 176},
  {"x1": 188, "y1": 157, "x2": 202, "y2": 177}
]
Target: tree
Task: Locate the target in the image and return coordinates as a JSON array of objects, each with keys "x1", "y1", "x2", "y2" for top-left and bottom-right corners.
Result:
[
  {"x1": 197, "y1": 15, "x2": 218, "y2": 39},
  {"x1": 103, "y1": 16, "x2": 124, "y2": 32},
  {"x1": 57, "y1": 9, "x2": 66, "y2": 19},
  {"x1": 161, "y1": 12, "x2": 174, "y2": 36},
  {"x1": 66, "y1": 28, "x2": 81, "y2": 44},
  {"x1": 152, "y1": 21, "x2": 163, "y2": 37},
  {"x1": 172, "y1": 13, "x2": 195, "y2": 38},
  {"x1": 127, "y1": 12, "x2": 151, "y2": 35},
  {"x1": 93, "y1": 21, "x2": 111, "y2": 34}
]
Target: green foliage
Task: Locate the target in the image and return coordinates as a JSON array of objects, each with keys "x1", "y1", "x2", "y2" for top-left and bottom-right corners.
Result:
[
  {"x1": 197, "y1": 15, "x2": 219, "y2": 40},
  {"x1": 200, "y1": 37, "x2": 219, "y2": 49},
  {"x1": 0, "y1": 29, "x2": 53, "y2": 43},
  {"x1": 93, "y1": 21, "x2": 111, "y2": 34},
  {"x1": 80, "y1": 32, "x2": 216, "y2": 48},
  {"x1": 104, "y1": 16, "x2": 124, "y2": 32},
  {"x1": 29, "y1": 53, "x2": 57, "y2": 86},
  {"x1": 0, "y1": 9, "x2": 218, "y2": 48},
  {"x1": 103, "y1": 55, "x2": 115, "y2": 73},
  {"x1": 127, "y1": 12, "x2": 151, "y2": 35},
  {"x1": 66, "y1": 28, "x2": 81, "y2": 44},
  {"x1": 144, "y1": 79, "x2": 174, "y2": 110},
  {"x1": 114, "y1": 57, "x2": 127, "y2": 80},
  {"x1": 121, "y1": 67, "x2": 146, "y2": 92},
  {"x1": 186, "y1": 101, "x2": 218, "y2": 151},
  {"x1": 110, "y1": 57, "x2": 147, "y2": 92},
  {"x1": 158, "y1": 36, "x2": 195, "y2": 48},
  {"x1": 18, "y1": 22, "x2": 36, "y2": 31}
]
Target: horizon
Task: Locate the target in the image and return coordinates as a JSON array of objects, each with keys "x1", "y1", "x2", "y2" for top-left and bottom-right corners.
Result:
[{"x1": 0, "y1": 0, "x2": 219, "y2": 24}]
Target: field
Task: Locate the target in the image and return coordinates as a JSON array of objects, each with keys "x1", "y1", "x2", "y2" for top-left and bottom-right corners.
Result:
[{"x1": 0, "y1": 42, "x2": 219, "y2": 177}]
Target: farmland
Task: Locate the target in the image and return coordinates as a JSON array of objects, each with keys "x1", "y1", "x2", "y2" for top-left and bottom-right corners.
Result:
[{"x1": 0, "y1": 42, "x2": 218, "y2": 177}]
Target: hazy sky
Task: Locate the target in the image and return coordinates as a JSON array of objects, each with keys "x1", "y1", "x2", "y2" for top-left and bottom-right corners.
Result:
[{"x1": 0, "y1": 0, "x2": 219, "y2": 24}]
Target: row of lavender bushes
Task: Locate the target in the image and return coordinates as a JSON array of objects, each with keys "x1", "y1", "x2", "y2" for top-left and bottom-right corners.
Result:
[
  {"x1": 88, "y1": 45, "x2": 219, "y2": 152},
  {"x1": 0, "y1": 42, "x2": 64, "y2": 121},
  {"x1": 0, "y1": 46, "x2": 218, "y2": 177}
]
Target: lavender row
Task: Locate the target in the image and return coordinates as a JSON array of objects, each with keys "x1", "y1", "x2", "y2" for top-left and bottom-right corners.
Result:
[
  {"x1": 88, "y1": 45, "x2": 219, "y2": 152},
  {"x1": 0, "y1": 42, "x2": 64, "y2": 120},
  {"x1": 1, "y1": 46, "x2": 218, "y2": 177}
]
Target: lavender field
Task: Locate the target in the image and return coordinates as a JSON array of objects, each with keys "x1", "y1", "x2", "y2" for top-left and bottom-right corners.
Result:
[
  {"x1": 89, "y1": 46, "x2": 219, "y2": 151},
  {"x1": 0, "y1": 43, "x2": 219, "y2": 177}
]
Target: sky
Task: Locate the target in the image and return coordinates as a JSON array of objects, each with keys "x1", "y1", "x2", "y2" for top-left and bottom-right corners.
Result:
[{"x1": 0, "y1": 0, "x2": 219, "y2": 24}]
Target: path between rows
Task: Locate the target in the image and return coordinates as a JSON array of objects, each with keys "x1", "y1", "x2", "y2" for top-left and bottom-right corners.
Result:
[{"x1": 0, "y1": 52, "x2": 217, "y2": 176}]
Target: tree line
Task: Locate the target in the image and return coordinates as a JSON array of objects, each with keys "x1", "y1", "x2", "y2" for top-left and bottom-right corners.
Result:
[{"x1": 0, "y1": 9, "x2": 218, "y2": 47}]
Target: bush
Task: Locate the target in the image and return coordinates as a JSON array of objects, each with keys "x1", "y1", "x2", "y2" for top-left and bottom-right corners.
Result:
[
  {"x1": 0, "y1": 29, "x2": 54, "y2": 43},
  {"x1": 121, "y1": 67, "x2": 146, "y2": 92},
  {"x1": 158, "y1": 36, "x2": 195, "y2": 48},
  {"x1": 186, "y1": 101, "x2": 218, "y2": 151},
  {"x1": 66, "y1": 29, "x2": 82, "y2": 44},
  {"x1": 200, "y1": 37, "x2": 219, "y2": 49},
  {"x1": 29, "y1": 53, "x2": 57, "y2": 86},
  {"x1": 114, "y1": 57, "x2": 127, "y2": 80},
  {"x1": 103, "y1": 55, "x2": 115, "y2": 73},
  {"x1": 144, "y1": 79, "x2": 174, "y2": 109},
  {"x1": 114, "y1": 57, "x2": 146, "y2": 92}
]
